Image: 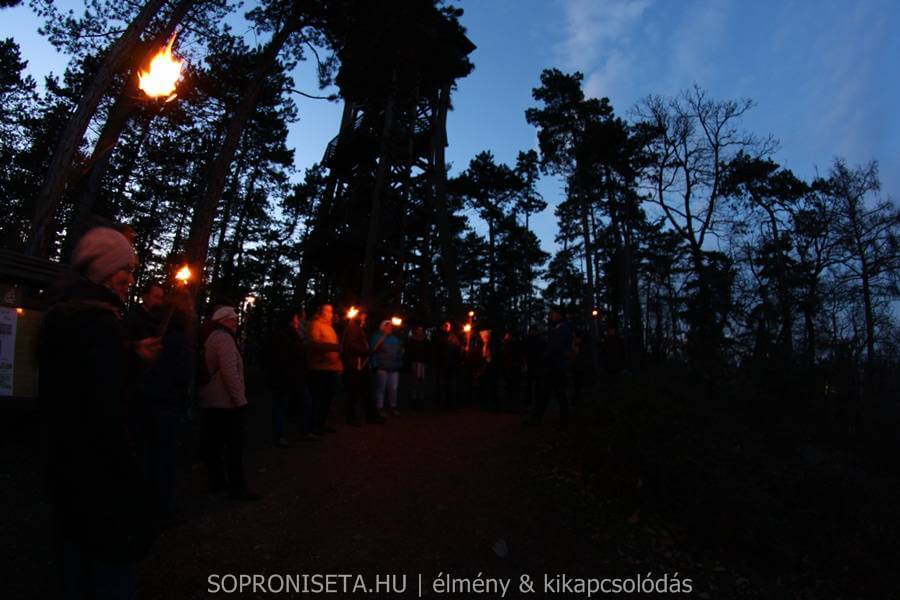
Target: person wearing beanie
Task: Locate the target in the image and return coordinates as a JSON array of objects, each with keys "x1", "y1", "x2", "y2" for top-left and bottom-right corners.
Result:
[
  {"x1": 198, "y1": 306, "x2": 260, "y2": 501},
  {"x1": 39, "y1": 226, "x2": 160, "y2": 599}
]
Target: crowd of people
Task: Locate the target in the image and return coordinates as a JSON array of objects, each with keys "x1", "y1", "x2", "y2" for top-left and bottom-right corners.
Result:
[{"x1": 38, "y1": 226, "x2": 626, "y2": 599}]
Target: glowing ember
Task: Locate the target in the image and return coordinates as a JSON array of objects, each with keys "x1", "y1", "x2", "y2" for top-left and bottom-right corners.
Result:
[
  {"x1": 468, "y1": 310, "x2": 475, "y2": 317},
  {"x1": 138, "y1": 33, "x2": 183, "y2": 99},
  {"x1": 347, "y1": 306, "x2": 359, "y2": 319},
  {"x1": 175, "y1": 265, "x2": 191, "y2": 284},
  {"x1": 463, "y1": 323, "x2": 472, "y2": 333},
  {"x1": 391, "y1": 317, "x2": 403, "y2": 327},
  {"x1": 592, "y1": 309, "x2": 599, "y2": 317},
  {"x1": 16, "y1": 307, "x2": 24, "y2": 316}
]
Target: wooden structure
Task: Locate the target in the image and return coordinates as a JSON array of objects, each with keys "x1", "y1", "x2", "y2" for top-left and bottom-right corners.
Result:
[{"x1": 0, "y1": 250, "x2": 66, "y2": 400}]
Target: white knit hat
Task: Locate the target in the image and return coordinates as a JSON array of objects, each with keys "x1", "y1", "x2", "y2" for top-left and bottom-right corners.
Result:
[
  {"x1": 212, "y1": 306, "x2": 238, "y2": 322},
  {"x1": 71, "y1": 227, "x2": 138, "y2": 284}
]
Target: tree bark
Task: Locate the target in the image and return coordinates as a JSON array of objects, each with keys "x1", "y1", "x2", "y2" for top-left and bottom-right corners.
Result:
[
  {"x1": 67, "y1": 0, "x2": 197, "y2": 249},
  {"x1": 184, "y1": 17, "x2": 300, "y2": 282},
  {"x1": 28, "y1": 0, "x2": 171, "y2": 256},
  {"x1": 429, "y1": 83, "x2": 462, "y2": 316}
]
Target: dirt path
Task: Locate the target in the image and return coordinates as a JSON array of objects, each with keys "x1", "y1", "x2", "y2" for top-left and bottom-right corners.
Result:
[{"x1": 141, "y1": 406, "x2": 625, "y2": 598}]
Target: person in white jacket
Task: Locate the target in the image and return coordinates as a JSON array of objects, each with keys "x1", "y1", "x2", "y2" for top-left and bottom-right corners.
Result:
[{"x1": 200, "y1": 306, "x2": 260, "y2": 501}]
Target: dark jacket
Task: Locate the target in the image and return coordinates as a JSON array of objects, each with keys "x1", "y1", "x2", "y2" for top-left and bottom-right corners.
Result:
[
  {"x1": 406, "y1": 336, "x2": 429, "y2": 364},
  {"x1": 545, "y1": 319, "x2": 574, "y2": 371},
  {"x1": 499, "y1": 337, "x2": 523, "y2": 375},
  {"x1": 265, "y1": 326, "x2": 308, "y2": 389},
  {"x1": 433, "y1": 331, "x2": 461, "y2": 370},
  {"x1": 123, "y1": 304, "x2": 161, "y2": 341},
  {"x1": 145, "y1": 326, "x2": 193, "y2": 411},
  {"x1": 525, "y1": 331, "x2": 547, "y2": 376},
  {"x1": 341, "y1": 321, "x2": 370, "y2": 372},
  {"x1": 39, "y1": 278, "x2": 155, "y2": 562}
]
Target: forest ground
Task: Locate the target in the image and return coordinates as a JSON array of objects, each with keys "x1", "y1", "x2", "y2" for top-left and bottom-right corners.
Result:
[{"x1": 1, "y1": 371, "x2": 865, "y2": 599}]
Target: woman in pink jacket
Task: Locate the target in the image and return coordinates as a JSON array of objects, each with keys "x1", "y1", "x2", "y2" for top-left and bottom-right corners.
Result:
[{"x1": 200, "y1": 306, "x2": 260, "y2": 501}]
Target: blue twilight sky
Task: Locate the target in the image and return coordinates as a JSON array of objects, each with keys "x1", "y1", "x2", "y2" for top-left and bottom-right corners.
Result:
[{"x1": 3, "y1": 0, "x2": 898, "y2": 256}]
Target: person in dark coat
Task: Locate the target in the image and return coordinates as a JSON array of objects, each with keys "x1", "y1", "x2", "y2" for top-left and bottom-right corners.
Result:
[
  {"x1": 341, "y1": 309, "x2": 382, "y2": 425},
  {"x1": 524, "y1": 326, "x2": 546, "y2": 409},
  {"x1": 499, "y1": 331, "x2": 524, "y2": 412},
  {"x1": 433, "y1": 321, "x2": 461, "y2": 407},
  {"x1": 122, "y1": 280, "x2": 163, "y2": 340},
  {"x1": 600, "y1": 323, "x2": 627, "y2": 383},
  {"x1": 525, "y1": 306, "x2": 574, "y2": 429},
  {"x1": 40, "y1": 226, "x2": 161, "y2": 600},
  {"x1": 406, "y1": 325, "x2": 429, "y2": 409},
  {"x1": 142, "y1": 288, "x2": 194, "y2": 526},
  {"x1": 265, "y1": 310, "x2": 315, "y2": 444}
]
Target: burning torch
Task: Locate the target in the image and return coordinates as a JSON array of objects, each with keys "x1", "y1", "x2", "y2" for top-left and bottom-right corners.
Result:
[{"x1": 157, "y1": 265, "x2": 192, "y2": 336}]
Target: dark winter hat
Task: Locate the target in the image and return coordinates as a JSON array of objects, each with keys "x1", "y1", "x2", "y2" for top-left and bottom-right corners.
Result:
[{"x1": 71, "y1": 227, "x2": 138, "y2": 284}]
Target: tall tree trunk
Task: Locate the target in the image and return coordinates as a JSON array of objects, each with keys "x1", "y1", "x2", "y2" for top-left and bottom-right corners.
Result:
[
  {"x1": 395, "y1": 99, "x2": 417, "y2": 309},
  {"x1": 210, "y1": 159, "x2": 251, "y2": 286},
  {"x1": 859, "y1": 254, "x2": 875, "y2": 369},
  {"x1": 185, "y1": 17, "x2": 300, "y2": 281},
  {"x1": 429, "y1": 83, "x2": 462, "y2": 316},
  {"x1": 28, "y1": 0, "x2": 170, "y2": 256}
]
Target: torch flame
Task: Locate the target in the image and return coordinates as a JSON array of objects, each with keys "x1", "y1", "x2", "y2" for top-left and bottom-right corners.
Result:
[
  {"x1": 138, "y1": 33, "x2": 183, "y2": 99},
  {"x1": 175, "y1": 265, "x2": 191, "y2": 284},
  {"x1": 347, "y1": 306, "x2": 359, "y2": 319},
  {"x1": 391, "y1": 317, "x2": 403, "y2": 327},
  {"x1": 468, "y1": 310, "x2": 475, "y2": 318},
  {"x1": 463, "y1": 323, "x2": 472, "y2": 333}
]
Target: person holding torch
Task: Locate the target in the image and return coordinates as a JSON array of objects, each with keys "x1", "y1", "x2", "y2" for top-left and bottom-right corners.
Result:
[
  {"x1": 370, "y1": 318, "x2": 404, "y2": 417},
  {"x1": 307, "y1": 304, "x2": 343, "y2": 434},
  {"x1": 40, "y1": 226, "x2": 161, "y2": 599},
  {"x1": 341, "y1": 307, "x2": 382, "y2": 425}
]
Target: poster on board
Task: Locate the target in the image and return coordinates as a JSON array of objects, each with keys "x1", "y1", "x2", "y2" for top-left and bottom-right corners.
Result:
[{"x1": 0, "y1": 307, "x2": 16, "y2": 396}]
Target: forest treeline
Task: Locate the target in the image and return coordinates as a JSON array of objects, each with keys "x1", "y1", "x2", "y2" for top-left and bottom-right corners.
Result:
[{"x1": 1, "y1": 0, "x2": 898, "y2": 377}]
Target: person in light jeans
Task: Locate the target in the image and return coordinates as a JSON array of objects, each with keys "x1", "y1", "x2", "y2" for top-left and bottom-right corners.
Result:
[{"x1": 370, "y1": 320, "x2": 404, "y2": 416}]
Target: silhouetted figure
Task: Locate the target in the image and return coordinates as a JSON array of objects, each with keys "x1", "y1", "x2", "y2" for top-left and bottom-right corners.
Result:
[
  {"x1": 476, "y1": 329, "x2": 500, "y2": 410},
  {"x1": 526, "y1": 307, "x2": 573, "y2": 430},
  {"x1": 600, "y1": 324, "x2": 627, "y2": 384},
  {"x1": 406, "y1": 326, "x2": 429, "y2": 409},
  {"x1": 524, "y1": 326, "x2": 547, "y2": 408},
  {"x1": 433, "y1": 321, "x2": 461, "y2": 407},
  {"x1": 571, "y1": 331, "x2": 594, "y2": 408},
  {"x1": 265, "y1": 310, "x2": 315, "y2": 445},
  {"x1": 341, "y1": 310, "x2": 382, "y2": 425},
  {"x1": 499, "y1": 331, "x2": 524, "y2": 412},
  {"x1": 143, "y1": 289, "x2": 194, "y2": 526}
]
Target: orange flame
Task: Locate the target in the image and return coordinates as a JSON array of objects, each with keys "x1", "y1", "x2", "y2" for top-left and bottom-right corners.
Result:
[
  {"x1": 175, "y1": 265, "x2": 191, "y2": 284},
  {"x1": 391, "y1": 317, "x2": 403, "y2": 327},
  {"x1": 138, "y1": 33, "x2": 183, "y2": 99},
  {"x1": 347, "y1": 306, "x2": 359, "y2": 319},
  {"x1": 463, "y1": 323, "x2": 472, "y2": 333}
]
